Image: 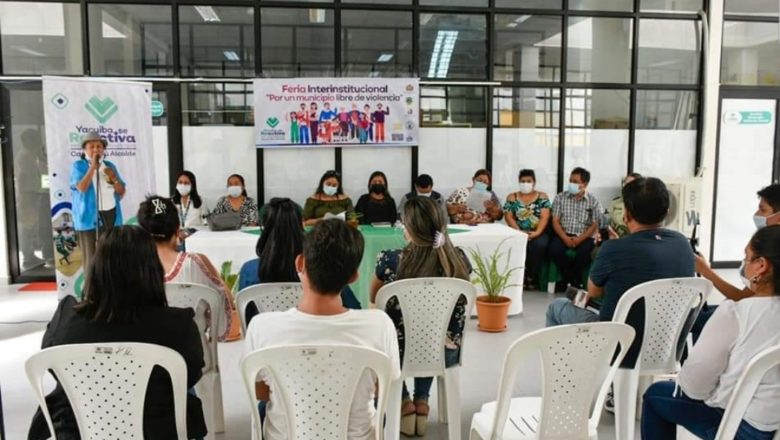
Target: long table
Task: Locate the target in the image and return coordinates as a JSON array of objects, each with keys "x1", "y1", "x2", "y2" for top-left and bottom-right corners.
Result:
[{"x1": 186, "y1": 223, "x2": 527, "y2": 315}]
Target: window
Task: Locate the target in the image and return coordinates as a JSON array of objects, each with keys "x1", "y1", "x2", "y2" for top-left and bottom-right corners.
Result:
[
  {"x1": 179, "y1": 6, "x2": 255, "y2": 77},
  {"x1": 421, "y1": 86, "x2": 486, "y2": 128},
  {"x1": 89, "y1": 4, "x2": 173, "y2": 76},
  {"x1": 722, "y1": 21, "x2": 780, "y2": 86},
  {"x1": 725, "y1": 0, "x2": 779, "y2": 17},
  {"x1": 569, "y1": 0, "x2": 633, "y2": 12},
  {"x1": 0, "y1": 2, "x2": 83, "y2": 74},
  {"x1": 420, "y1": 13, "x2": 487, "y2": 80},
  {"x1": 420, "y1": 0, "x2": 488, "y2": 6},
  {"x1": 637, "y1": 19, "x2": 701, "y2": 84},
  {"x1": 494, "y1": 14, "x2": 562, "y2": 82},
  {"x1": 566, "y1": 17, "x2": 633, "y2": 83},
  {"x1": 496, "y1": 0, "x2": 562, "y2": 8},
  {"x1": 261, "y1": 8, "x2": 335, "y2": 77},
  {"x1": 634, "y1": 90, "x2": 697, "y2": 179},
  {"x1": 341, "y1": 10, "x2": 413, "y2": 77},
  {"x1": 640, "y1": 0, "x2": 702, "y2": 13},
  {"x1": 182, "y1": 83, "x2": 253, "y2": 126}
]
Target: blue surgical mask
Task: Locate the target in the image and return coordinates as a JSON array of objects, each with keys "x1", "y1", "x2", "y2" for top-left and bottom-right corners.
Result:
[
  {"x1": 323, "y1": 184, "x2": 338, "y2": 196},
  {"x1": 474, "y1": 181, "x2": 488, "y2": 192},
  {"x1": 567, "y1": 183, "x2": 581, "y2": 195},
  {"x1": 754, "y1": 215, "x2": 768, "y2": 229},
  {"x1": 739, "y1": 261, "x2": 751, "y2": 288}
]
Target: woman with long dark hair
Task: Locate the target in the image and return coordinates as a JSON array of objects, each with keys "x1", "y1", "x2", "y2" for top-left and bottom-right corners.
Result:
[
  {"x1": 28, "y1": 226, "x2": 207, "y2": 440},
  {"x1": 369, "y1": 197, "x2": 471, "y2": 436},
  {"x1": 212, "y1": 173, "x2": 258, "y2": 227},
  {"x1": 302, "y1": 170, "x2": 354, "y2": 226},
  {"x1": 239, "y1": 198, "x2": 360, "y2": 323},
  {"x1": 354, "y1": 171, "x2": 397, "y2": 224},
  {"x1": 172, "y1": 170, "x2": 207, "y2": 228}
]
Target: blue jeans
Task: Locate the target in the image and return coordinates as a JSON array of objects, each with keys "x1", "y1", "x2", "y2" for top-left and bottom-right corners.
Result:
[
  {"x1": 642, "y1": 381, "x2": 776, "y2": 440},
  {"x1": 401, "y1": 348, "x2": 459, "y2": 401},
  {"x1": 545, "y1": 298, "x2": 599, "y2": 327}
]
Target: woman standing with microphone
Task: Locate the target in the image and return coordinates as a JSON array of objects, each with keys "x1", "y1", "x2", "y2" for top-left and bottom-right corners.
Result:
[{"x1": 70, "y1": 131, "x2": 126, "y2": 272}]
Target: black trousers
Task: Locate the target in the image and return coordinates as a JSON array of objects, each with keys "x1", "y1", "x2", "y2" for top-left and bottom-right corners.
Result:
[
  {"x1": 549, "y1": 234, "x2": 595, "y2": 287},
  {"x1": 76, "y1": 208, "x2": 116, "y2": 276}
]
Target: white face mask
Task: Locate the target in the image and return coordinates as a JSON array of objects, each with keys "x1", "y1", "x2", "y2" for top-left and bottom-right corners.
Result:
[
  {"x1": 473, "y1": 181, "x2": 489, "y2": 192},
  {"x1": 739, "y1": 261, "x2": 751, "y2": 289},
  {"x1": 417, "y1": 192, "x2": 431, "y2": 197},
  {"x1": 567, "y1": 182, "x2": 581, "y2": 195},
  {"x1": 518, "y1": 182, "x2": 534, "y2": 194},
  {"x1": 176, "y1": 184, "x2": 191, "y2": 196},
  {"x1": 323, "y1": 184, "x2": 338, "y2": 196},
  {"x1": 754, "y1": 215, "x2": 768, "y2": 229},
  {"x1": 227, "y1": 186, "x2": 243, "y2": 198}
]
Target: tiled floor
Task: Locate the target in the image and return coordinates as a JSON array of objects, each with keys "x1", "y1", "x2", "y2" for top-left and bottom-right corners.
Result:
[{"x1": 0, "y1": 272, "x2": 735, "y2": 439}]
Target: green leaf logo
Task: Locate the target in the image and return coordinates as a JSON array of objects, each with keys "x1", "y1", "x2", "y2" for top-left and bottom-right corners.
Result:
[
  {"x1": 85, "y1": 96, "x2": 118, "y2": 124},
  {"x1": 266, "y1": 117, "x2": 280, "y2": 128}
]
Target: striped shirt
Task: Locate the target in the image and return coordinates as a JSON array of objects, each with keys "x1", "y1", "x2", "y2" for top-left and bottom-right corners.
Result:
[{"x1": 552, "y1": 191, "x2": 604, "y2": 236}]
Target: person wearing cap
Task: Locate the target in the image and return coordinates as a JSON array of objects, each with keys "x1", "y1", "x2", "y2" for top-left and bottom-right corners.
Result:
[{"x1": 70, "y1": 131, "x2": 126, "y2": 273}]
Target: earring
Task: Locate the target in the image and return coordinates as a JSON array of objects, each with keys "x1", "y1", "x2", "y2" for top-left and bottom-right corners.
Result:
[{"x1": 751, "y1": 275, "x2": 760, "y2": 284}]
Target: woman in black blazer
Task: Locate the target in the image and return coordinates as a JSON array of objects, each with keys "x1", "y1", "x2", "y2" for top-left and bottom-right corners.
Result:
[{"x1": 28, "y1": 226, "x2": 207, "y2": 440}]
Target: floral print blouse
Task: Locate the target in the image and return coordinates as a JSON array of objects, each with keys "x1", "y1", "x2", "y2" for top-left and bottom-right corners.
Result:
[
  {"x1": 503, "y1": 192, "x2": 552, "y2": 232},
  {"x1": 212, "y1": 196, "x2": 259, "y2": 227},
  {"x1": 374, "y1": 248, "x2": 472, "y2": 357},
  {"x1": 446, "y1": 187, "x2": 502, "y2": 224}
]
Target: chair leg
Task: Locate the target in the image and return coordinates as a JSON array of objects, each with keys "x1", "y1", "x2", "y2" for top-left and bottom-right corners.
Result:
[
  {"x1": 384, "y1": 379, "x2": 403, "y2": 440},
  {"x1": 196, "y1": 378, "x2": 216, "y2": 440},
  {"x1": 445, "y1": 368, "x2": 461, "y2": 440},
  {"x1": 213, "y1": 372, "x2": 225, "y2": 433},
  {"x1": 436, "y1": 375, "x2": 448, "y2": 423},
  {"x1": 614, "y1": 369, "x2": 639, "y2": 440}
]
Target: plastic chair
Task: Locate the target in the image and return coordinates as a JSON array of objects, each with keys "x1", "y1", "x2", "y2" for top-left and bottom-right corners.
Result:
[
  {"x1": 714, "y1": 343, "x2": 780, "y2": 440},
  {"x1": 25, "y1": 342, "x2": 189, "y2": 440},
  {"x1": 240, "y1": 344, "x2": 395, "y2": 440},
  {"x1": 236, "y1": 283, "x2": 304, "y2": 334},
  {"x1": 469, "y1": 322, "x2": 635, "y2": 440},
  {"x1": 166, "y1": 282, "x2": 225, "y2": 439},
  {"x1": 611, "y1": 277, "x2": 712, "y2": 440},
  {"x1": 376, "y1": 277, "x2": 477, "y2": 440}
]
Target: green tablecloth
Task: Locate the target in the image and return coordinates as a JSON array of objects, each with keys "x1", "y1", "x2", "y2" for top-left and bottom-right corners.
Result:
[{"x1": 241, "y1": 225, "x2": 467, "y2": 307}]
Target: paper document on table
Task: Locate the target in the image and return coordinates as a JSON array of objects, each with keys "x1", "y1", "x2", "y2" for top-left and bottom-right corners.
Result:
[
  {"x1": 466, "y1": 190, "x2": 491, "y2": 213},
  {"x1": 323, "y1": 211, "x2": 346, "y2": 221}
]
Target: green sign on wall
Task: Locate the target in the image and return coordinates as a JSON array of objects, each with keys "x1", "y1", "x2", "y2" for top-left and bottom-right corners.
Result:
[{"x1": 151, "y1": 100, "x2": 164, "y2": 117}]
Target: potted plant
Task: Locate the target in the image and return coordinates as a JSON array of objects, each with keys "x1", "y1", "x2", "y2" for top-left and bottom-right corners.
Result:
[
  {"x1": 468, "y1": 239, "x2": 521, "y2": 332},
  {"x1": 220, "y1": 261, "x2": 242, "y2": 341},
  {"x1": 346, "y1": 211, "x2": 362, "y2": 228}
]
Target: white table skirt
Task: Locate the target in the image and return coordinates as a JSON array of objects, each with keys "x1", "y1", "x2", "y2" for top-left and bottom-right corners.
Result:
[{"x1": 186, "y1": 224, "x2": 527, "y2": 315}]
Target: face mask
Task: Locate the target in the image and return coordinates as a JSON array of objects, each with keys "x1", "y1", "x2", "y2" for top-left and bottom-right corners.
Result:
[
  {"x1": 473, "y1": 181, "x2": 489, "y2": 192},
  {"x1": 176, "y1": 184, "x2": 191, "y2": 196},
  {"x1": 227, "y1": 186, "x2": 243, "y2": 198},
  {"x1": 739, "y1": 261, "x2": 751, "y2": 289},
  {"x1": 518, "y1": 182, "x2": 534, "y2": 194},
  {"x1": 754, "y1": 215, "x2": 768, "y2": 230},
  {"x1": 567, "y1": 183, "x2": 581, "y2": 195},
  {"x1": 323, "y1": 184, "x2": 338, "y2": 196},
  {"x1": 417, "y1": 192, "x2": 431, "y2": 197},
  {"x1": 370, "y1": 184, "x2": 386, "y2": 195}
]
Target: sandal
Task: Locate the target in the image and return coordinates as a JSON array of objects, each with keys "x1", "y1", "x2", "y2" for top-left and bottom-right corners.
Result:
[
  {"x1": 401, "y1": 399, "x2": 416, "y2": 437},
  {"x1": 414, "y1": 399, "x2": 430, "y2": 437}
]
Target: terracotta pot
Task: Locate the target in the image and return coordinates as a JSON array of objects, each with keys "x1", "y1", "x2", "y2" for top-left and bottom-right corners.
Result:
[
  {"x1": 347, "y1": 219, "x2": 360, "y2": 228},
  {"x1": 476, "y1": 295, "x2": 511, "y2": 332},
  {"x1": 225, "y1": 308, "x2": 242, "y2": 341}
]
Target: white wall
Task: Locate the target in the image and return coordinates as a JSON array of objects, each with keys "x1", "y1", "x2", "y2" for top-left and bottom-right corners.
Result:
[
  {"x1": 263, "y1": 148, "x2": 335, "y2": 207},
  {"x1": 342, "y1": 147, "x2": 412, "y2": 203},
  {"x1": 564, "y1": 129, "x2": 628, "y2": 206},
  {"x1": 492, "y1": 128, "x2": 559, "y2": 200},
  {"x1": 151, "y1": 126, "x2": 169, "y2": 196},
  {"x1": 418, "y1": 128, "x2": 487, "y2": 200},
  {"x1": 633, "y1": 130, "x2": 696, "y2": 180}
]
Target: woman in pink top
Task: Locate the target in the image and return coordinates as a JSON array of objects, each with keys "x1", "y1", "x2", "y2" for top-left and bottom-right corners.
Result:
[{"x1": 138, "y1": 195, "x2": 234, "y2": 344}]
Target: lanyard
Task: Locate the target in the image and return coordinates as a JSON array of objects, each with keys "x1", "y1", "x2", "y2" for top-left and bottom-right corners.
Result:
[{"x1": 179, "y1": 199, "x2": 190, "y2": 227}]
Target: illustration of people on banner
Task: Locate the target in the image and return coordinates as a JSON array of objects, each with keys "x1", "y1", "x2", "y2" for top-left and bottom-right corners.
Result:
[{"x1": 282, "y1": 101, "x2": 391, "y2": 145}]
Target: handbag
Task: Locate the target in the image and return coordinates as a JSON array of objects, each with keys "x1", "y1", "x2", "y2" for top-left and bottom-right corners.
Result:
[{"x1": 207, "y1": 211, "x2": 242, "y2": 231}]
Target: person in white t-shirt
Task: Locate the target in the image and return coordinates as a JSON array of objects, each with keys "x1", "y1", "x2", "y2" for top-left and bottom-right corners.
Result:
[
  {"x1": 244, "y1": 219, "x2": 401, "y2": 440},
  {"x1": 641, "y1": 225, "x2": 780, "y2": 440}
]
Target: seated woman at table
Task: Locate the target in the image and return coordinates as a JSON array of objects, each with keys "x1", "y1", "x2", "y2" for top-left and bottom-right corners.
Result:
[
  {"x1": 642, "y1": 225, "x2": 780, "y2": 440},
  {"x1": 504, "y1": 169, "x2": 551, "y2": 290},
  {"x1": 27, "y1": 225, "x2": 207, "y2": 440},
  {"x1": 302, "y1": 170, "x2": 354, "y2": 226},
  {"x1": 138, "y1": 195, "x2": 233, "y2": 342},
  {"x1": 239, "y1": 197, "x2": 361, "y2": 322},
  {"x1": 446, "y1": 169, "x2": 503, "y2": 225},
  {"x1": 369, "y1": 197, "x2": 471, "y2": 437},
  {"x1": 212, "y1": 173, "x2": 258, "y2": 227},
  {"x1": 172, "y1": 170, "x2": 208, "y2": 229},
  {"x1": 354, "y1": 171, "x2": 397, "y2": 225}
]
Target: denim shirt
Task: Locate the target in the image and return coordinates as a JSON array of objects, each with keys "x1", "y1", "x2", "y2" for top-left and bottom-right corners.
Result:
[{"x1": 69, "y1": 159, "x2": 126, "y2": 231}]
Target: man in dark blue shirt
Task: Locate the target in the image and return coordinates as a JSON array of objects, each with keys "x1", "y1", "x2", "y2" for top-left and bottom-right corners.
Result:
[{"x1": 546, "y1": 177, "x2": 695, "y2": 327}]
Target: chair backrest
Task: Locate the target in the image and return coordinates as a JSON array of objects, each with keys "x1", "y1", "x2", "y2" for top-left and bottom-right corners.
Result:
[
  {"x1": 715, "y1": 344, "x2": 780, "y2": 440},
  {"x1": 375, "y1": 277, "x2": 476, "y2": 377},
  {"x1": 487, "y1": 323, "x2": 636, "y2": 440},
  {"x1": 25, "y1": 342, "x2": 189, "y2": 440},
  {"x1": 612, "y1": 277, "x2": 711, "y2": 373},
  {"x1": 236, "y1": 283, "x2": 304, "y2": 334},
  {"x1": 241, "y1": 344, "x2": 394, "y2": 440},
  {"x1": 166, "y1": 282, "x2": 223, "y2": 371}
]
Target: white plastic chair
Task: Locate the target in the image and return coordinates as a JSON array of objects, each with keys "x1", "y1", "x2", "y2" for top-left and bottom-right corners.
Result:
[
  {"x1": 236, "y1": 283, "x2": 304, "y2": 334},
  {"x1": 714, "y1": 344, "x2": 780, "y2": 440},
  {"x1": 375, "y1": 277, "x2": 477, "y2": 440},
  {"x1": 241, "y1": 344, "x2": 395, "y2": 440},
  {"x1": 611, "y1": 277, "x2": 712, "y2": 440},
  {"x1": 25, "y1": 342, "x2": 189, "y2": 440},
  {"x1": 166, "y1": 282, "x2": 225, "y2": 439},
  {"x1": 470, "y1": 322, "x2": 635, "y2": 440}
]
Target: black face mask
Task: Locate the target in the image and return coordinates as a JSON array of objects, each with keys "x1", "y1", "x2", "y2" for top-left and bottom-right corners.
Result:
[{"x1": 370, "y1": 184, "x2": 386, "y2": 195}]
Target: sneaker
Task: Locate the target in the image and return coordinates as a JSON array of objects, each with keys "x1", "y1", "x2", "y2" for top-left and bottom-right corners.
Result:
[{"x1": 605, "y1": 388, "x2": 615, "y2": 414}]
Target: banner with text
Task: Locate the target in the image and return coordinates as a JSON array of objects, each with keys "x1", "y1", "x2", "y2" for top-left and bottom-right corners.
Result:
[
  {"x1": 43, "y1": 77, "x2": 155, "y2": 298},
  {"x1": 254, "y1": 77, "x2": 419, "y2": 148}
]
